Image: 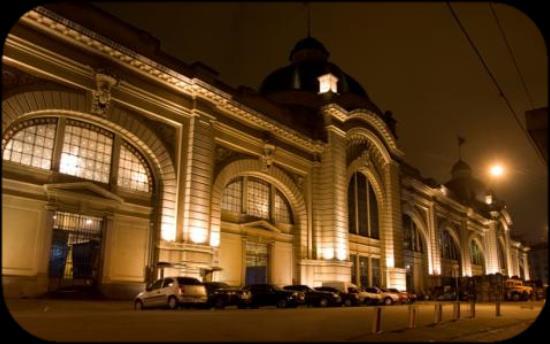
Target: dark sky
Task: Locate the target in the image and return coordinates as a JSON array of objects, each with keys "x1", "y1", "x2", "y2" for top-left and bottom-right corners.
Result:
[{"x1": 94, "y1": 2, "x2": 547, "y2": 244}]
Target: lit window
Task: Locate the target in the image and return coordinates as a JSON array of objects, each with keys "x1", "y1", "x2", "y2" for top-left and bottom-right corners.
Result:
[
  {"x1": 470, "y1": 240, "x2": 484, "y2": 265},
  {"x1": 273, "y1": 189, "x2": 292, "y2": 224},
  {"x1": 348, "y1": 172, "x2": 379, "y2": 239},
  {"x1": 403, "y1": 214, "x2": 424, "y2": 253},
  {"x1": 2, "y1": 118, "x2": 57, "y2": 170},
  {"x1": 247, "y1": 177, "x2": 270, "y2": 219},
  {"x1": 59, "y1": 120, "x2": 113, "y2": 183},
  {"x1": 318, "y1": 73, "x2": 338, "y2": 94},
  {"x1": 221, "y1": 177, "x2": 243, "y2": 213},
  {"x1": 440, "y1": 230, "x2": 459, "y2": 260},
  {"x1": 117, "y1": 143, "x2": 151, "y2": 192}
]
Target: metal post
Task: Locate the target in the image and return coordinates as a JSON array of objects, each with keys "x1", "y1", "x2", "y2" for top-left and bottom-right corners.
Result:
[
  {"x1": 372, "y1": 307, "x2": 382, "y2": 334},
  {"x1": 433, "y1": 303, "x2": 442, "y2": 324},
  {"x1": 408, "y1": 304, "x2": 417, "y2": 328},
  {"x1": 496, "y1": 287, "x2": 502, "y2": 316},
  {"x1": 453, "y1": 301, "x2": 461, "y2": 320},
  {"x1": 469, "y1": 298, "x2": 476, "y2": 318}
]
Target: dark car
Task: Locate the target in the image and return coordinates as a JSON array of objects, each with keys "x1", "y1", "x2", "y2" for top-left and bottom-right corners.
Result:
[
  {"x1": 243, "y1": 284, "x2": 305, "y2": 308},
  {"x1": 203, "y1": 282, "x2": 252, "y2": 309},
  {"x1": 314, "y1": 286, "x2": 360, "y2": 306},
  {"x1": 283, "y1": 284, "x2": 341, "y2": 307}
]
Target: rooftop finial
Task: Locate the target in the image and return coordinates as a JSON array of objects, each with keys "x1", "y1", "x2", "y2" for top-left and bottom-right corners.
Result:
[{"x1": 457, "y1": 135, "x2": 465, "y2": 160}]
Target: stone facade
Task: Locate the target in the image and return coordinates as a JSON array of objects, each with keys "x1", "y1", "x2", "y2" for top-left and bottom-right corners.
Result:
[{"x1": 1, "y1": 5, "x2": 531, "y2": 299}]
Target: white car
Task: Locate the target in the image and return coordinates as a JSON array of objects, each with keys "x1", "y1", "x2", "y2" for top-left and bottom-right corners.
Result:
[
  {"x1": 134, "y1": 276, "x2": 208, "y2": 310},
  {"x1": 378, "y1": 287, "x2": 401, "y2": 305},
  {"x1": 322, "y1": 281, "x2": 376, "y2": 305}
]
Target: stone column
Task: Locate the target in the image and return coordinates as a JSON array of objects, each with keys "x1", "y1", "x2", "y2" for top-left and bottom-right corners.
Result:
[
  {"x1": 460, "y1": 220, "x2": 472, "y2": 277},
  {"x1": 316, "y1": 127, "x2": 348, "y2": 261},
  {"x1": 483, "y1": 221, "x2": 500, "y2": 274},
  {"x1": 522, "y1": 252, "x2": 530, "y2": 280},
  {"x1": 180, "y1": 113, "x2": 216, "y2": 245}
]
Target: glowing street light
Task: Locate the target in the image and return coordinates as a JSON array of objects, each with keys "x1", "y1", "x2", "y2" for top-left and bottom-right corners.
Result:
[{"x1": 489, "y1": 164, "x2": 504, "y2": 177}]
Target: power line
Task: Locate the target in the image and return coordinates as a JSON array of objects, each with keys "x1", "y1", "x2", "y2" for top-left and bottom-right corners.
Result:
[
  {"x1": 445, "y1": 2, "x2": 545, "y2": 166},
  {"x1": 489, "y1": 2, "x2": 535, "y2": 110}
]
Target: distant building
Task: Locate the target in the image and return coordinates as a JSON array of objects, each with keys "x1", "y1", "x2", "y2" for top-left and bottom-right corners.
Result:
[
  {"x1": 529, "y1": 242, "x2": 548, "y2": 285},
  {"x1": 1, "y1": 3, "x2": 532, "y2": 298}
]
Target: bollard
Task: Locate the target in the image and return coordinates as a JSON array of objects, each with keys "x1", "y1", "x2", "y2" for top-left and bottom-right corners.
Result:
[
  {"x1": 433, "y1": 303, "x2": 442, "y2": 324},
  {"x1": 372, "y1": 306, "x2": 382, "y2": 334},
  {"x1": 496, "y1": 298, "x2": 501, "y2": 316},
  {"x1": 453, "y1": 301, "x2": 461, "y2": 320},
  {"x1": 408, "y1": 304, "x2": 417, "y2": 328},
  {"x1": 469, "y1": 299, "x2": 476, "y2": 318}
]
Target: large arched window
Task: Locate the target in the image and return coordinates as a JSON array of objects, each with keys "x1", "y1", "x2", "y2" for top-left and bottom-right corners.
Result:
[
  {"x1": 348, "y1": 172, "x2": 379, "y2": 239},
  {"x1": 402, "y1": 214, "x2": 424, "y2": 253},
  {"x1": 221, "y1": 176, "x2": 293, "y2": 224},
  {"x1": 470, "y1": 240, "x2": 484, "y2": 266},
  {"x1": 440, "y1": 230, "x2": 459, "y2": 260},
  {"x1": 497, "y1": 238, "x2": 507, "y2": 274},
  {"x1": 3, "y1": 117, "x2": 152, "y2": 194}
]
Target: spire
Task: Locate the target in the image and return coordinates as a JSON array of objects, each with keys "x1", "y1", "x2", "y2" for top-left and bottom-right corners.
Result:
[{"x1": 457, "y1": 135, "x2": 465, "y2": 160}]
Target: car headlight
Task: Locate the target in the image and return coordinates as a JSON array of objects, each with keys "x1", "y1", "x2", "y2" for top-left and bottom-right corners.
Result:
[{"x1": 292, "y1": 292, "x2": 298, "y2": 297}]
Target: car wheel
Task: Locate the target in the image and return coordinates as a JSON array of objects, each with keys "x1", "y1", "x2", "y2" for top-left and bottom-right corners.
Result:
[
  {"x1": 344, "y1": 299, "x2": 352, "y2": 307},
  {"x1": 167, "y1": 296, "x2": 178, "y2": 310},
  {"x1": 277, "y1": 299, "x2": 288, "y2": 308},
  {"x1": 511, "y1": 293, "x2": 521, "y2": 301},
  {"x1": 318, "y1": 298, "x2": 329, "y2": 308},
  {"x1": 134, "y1": 300, "x2": 144, "y2": 310},
  {"x1": 214, "y1": 298, "x2": 226, "y2": 309},
  {"x1": 384, "y1": 297, "x2": 393, "y2": 305}
]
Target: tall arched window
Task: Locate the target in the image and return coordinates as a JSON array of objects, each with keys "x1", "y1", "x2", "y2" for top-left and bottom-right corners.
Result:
[
  {"x1": 348, "y1": 172, "x2": 379, "y2": 238},
  {"x1": 402, "y1": 214, "x2": 424, "y2": 253},
  {"x1": 470, "y1": 240, "x2": 484, "y2": 265},
  {"x1": 497, "y1": 239, "x2": 507, "y2": 274},
  {"x1": 3, "y1": 117, "x2": 152, "y2": 194},
  {"x1": 221, "y1": 176, "x2": 293, "y2": 224},
  {"x1": 440, "y1": 230, "x2": 459, "y2": 260}
]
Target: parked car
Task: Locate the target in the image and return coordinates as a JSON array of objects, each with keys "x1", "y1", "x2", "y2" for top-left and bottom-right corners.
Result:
[
  {"x1": 360, "y1": 287, "x2": 383, "y2": 305},
  {"x1": 366, "y1": 287, "x2": 400, "y2": 305},
  {"x1": 321, "y1": 281, "x2": 367, "y2": 306},
  {"x1": 314, "y1": 286, "x2": 359, "y2": 307},
  {"x1": 243, "y1": 284, "x2": 305, "y2": 308},
  {"x1": 504, "y1": 279, "x2": 533, "y2": 301},
  {"x1": 283, "y1": 284, "x2": 341, "y2": 307},
  {"x1": 386, "y1": 288, "x2": 415, "y2": 304},
  {"x1": 203, "y1": 282, "x2": 252, "y2": 309},
  {"x1": 134, "y1": 276, "x2": 208, "y2": 310}
]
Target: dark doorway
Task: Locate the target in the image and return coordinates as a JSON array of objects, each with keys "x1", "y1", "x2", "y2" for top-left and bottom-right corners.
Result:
[
  {"x1": 245, "y1": 241, "x2": 268, "y2": 285},
  {"x1": 48, "y1": 212, "x2": 103, "y2": 294}
]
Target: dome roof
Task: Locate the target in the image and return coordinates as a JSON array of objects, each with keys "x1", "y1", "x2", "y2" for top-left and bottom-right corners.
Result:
[
  {"x1": 451, "y1": 159, "x2": 472, "y2": 179},
  {"x1": 259, "y1": 36, "x2": 382, "y2": 115}
]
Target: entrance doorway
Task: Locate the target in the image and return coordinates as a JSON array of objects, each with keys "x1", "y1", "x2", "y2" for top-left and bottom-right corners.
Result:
[
  {"x1": 48, "y1": 212, "x2": 103, "y2": 291},
  {"x1": 245, "y1": 241, "x2": 268, "y2": 285}
]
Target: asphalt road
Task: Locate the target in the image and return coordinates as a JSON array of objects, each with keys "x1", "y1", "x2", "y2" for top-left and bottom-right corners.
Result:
[{"x1": 4, "y1": 299, "x2": 545, "y2": 342}]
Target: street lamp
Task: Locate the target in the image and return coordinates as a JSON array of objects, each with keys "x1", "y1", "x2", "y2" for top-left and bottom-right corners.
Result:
[{"x1": 489, "y1": 164, "x2": 504, "y2": 177}]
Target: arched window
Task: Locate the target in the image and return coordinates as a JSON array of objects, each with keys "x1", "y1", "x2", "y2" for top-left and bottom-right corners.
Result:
[
  {"x1": 348, "y1": 172, "x2": 379, "y2": 239},
  {"x1": 470, "y1": 240, "x2": 484, "y2": 265},
  {"x1": 117, "y1": 142, "x2": 152, "y2": 192},
  {"x1": 497, "y1": 239, "x2": 507, "y2": 273},
  {"x1": 440, "y1": 230, "x2": 459, "y2": 260},
  {"x1": 3, "y1": 117, "x2": 153, "y2": 194},
  {"x1": 221, "y1": 178, "x2": 243, "y2": 214},
  {"x1": 221, "y1": 176, "x2": 293, "y2": 224},
  {"x1": 60, "y1": 120, "x2": 113, "y2": 183},
  {"x1": 2, "y1": 118, "x2": 57, "y2": 170},
  {"x1": 403, "y1": 214, "x2": 424, "y2": 253}
]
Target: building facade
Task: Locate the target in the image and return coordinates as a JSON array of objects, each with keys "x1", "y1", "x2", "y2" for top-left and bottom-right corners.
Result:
[{"x1": 2, "y1": 4, "x2": 531, "y2": 299}]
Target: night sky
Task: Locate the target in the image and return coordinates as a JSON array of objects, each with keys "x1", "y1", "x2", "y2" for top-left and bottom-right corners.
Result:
[{"x1": 94, "y1": 2, "x2": 547, "y2": 244}]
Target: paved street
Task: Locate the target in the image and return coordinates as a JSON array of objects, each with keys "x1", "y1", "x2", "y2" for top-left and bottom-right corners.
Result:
[{"x1": 4, "y1": 299, "x2": 545, "y2": 342}]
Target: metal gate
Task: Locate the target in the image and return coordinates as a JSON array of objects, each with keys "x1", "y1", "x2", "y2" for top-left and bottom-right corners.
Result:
[{"x1": 48, "y1": 211, "x2": 103, "y2": 291}]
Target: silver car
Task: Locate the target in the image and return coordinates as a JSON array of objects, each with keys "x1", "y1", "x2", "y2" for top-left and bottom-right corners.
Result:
[{"x1": 134, "y1": 276, "x2": 208, "y2": 310}]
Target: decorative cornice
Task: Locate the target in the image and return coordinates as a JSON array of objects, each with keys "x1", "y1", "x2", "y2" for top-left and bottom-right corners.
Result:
[{"x1": 20, "y1": 8, "x2": 324, "y2": 154}]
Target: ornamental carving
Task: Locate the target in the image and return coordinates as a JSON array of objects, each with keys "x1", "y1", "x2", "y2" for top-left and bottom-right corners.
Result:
[{"x1": 91, "y1": 72, "x2": 118, "y2": 116}]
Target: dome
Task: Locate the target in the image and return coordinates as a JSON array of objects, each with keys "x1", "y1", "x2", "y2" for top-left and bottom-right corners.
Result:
[
  {"x1": 451, "y1": 159, "x2": 472, "y2": 179},
  {"x1": 259, "y1": 36, "x2": 382, "y2": 115}
]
